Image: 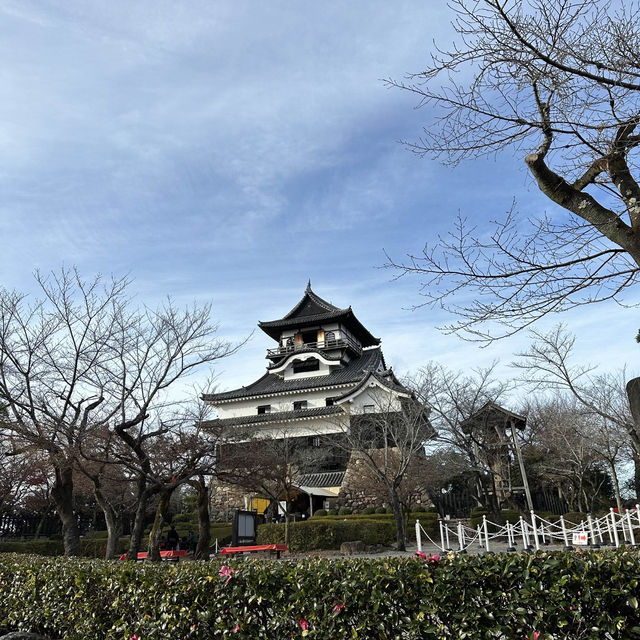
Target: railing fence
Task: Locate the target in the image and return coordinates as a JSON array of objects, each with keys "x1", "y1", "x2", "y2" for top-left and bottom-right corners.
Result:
[{"x1": 416, "y1": 506, "x2": 640, "y2": 554}]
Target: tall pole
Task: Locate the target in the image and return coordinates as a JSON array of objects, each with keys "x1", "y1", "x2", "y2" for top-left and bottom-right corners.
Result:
[{"x1": 511, "y1": 419, "x2": 534, "y2": 512}]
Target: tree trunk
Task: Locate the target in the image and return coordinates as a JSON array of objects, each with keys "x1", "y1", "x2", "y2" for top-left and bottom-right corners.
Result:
[
  {"x1": 50, "y1": 465, "x2": 80, "y2": 556},
  {"x1": 627, "y1": 378, "x2": 640, "y2": 499},
  {"x1": 126, "y1": 476, "x2": 154, "y2": 561},
  {"x1": 284, "y1": 511, "x2": 290, "y2": 547},
  {"x1": 390, "y1": 489, "x2": 406, "y2": 551},
  {"x1": 93, "y1": 485, "x2": 123, "y2": 560},
  {"x1": 148, "y1": 489, "x2": 172, "y2": 562},
  {"x1": 34, "y1": 500, "x2": 53, "y2": 538},
  {"x1": 609, "y1": 460, "x2": 623, "y2": 512},
  {"x1": 195, "y1": 476, "x2": 211, "y2": 560}
]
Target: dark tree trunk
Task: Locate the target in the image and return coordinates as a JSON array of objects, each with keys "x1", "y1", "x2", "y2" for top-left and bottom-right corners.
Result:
[
  {"x1": 34, "y1": 500, "x2": 53, "y2": 538},
  {"x1": 390, "y1": 488, "x2": 406, "y2": 551},
  {"x1": 93, "y1": 484, "x2": 123, "y2": 560},
  {"x1": 627, "y1": 378, "x2": 640, "y2": 500},
  {"x1": 148, "y1": 489, "x2": 173, "y2": 562},
  {"x1": 50, "y1": 465, "x2": 80, "y2": 556},
  {"x1": 195, "y1": 476, "x2": 211, "y2": 560},
  {"x1": 126, "y1": 476, "x2": 154, "y2": 561}
]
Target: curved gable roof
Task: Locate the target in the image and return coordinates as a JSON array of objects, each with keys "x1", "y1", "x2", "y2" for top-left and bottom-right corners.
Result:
[{"x1": 258, "y1": 283, "x2": 380, "y2": 347}]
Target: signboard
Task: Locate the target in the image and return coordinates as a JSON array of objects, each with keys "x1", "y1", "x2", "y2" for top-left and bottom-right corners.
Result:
[
  {"x1": 572, "y1": 532, "x2": 589, "y2": 546},
  {"x1": 231, "y1": 509, "x2": 258, "y2": 547}
]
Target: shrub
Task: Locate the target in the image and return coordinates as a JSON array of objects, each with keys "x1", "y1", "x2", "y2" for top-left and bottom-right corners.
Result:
[
  {"x1": 312, "y1": 509, "x2": 327, "y2": 517},
  {"x1": 563, "y1": 511, "x2": 587, "y2": 525},
  {"x1": 327, "y1": 509, "x2": 338, "y2": 516},
  {"x1": 362, "y1": 507, "x2": 376, "y2": 514},
  {"x1": 500, "y1": 509, "x2": 521, "y2": 524},
  {"x1": 375, "y1": 506, "x2": 387, "y2": 514},
  {"x1": 2, "y1": 550, "x2": 640, "y2": 638},
  {"x1": 338, "y1": 507, "x2": 352, "y2": 515},
  {"x1": 413, "y1": 505, "x2": 426, "y2": 513},
  {"x1": 469, "y1": 509, "x2": 489, "y2": 530},
  {"x1": 257, "y1": 518, "x2": 396, "y2": 551}
]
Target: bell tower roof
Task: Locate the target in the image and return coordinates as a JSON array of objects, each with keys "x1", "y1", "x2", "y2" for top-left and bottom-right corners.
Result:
[{"x1": 258, "y1": 284, "x2": 380, "y2": 347}]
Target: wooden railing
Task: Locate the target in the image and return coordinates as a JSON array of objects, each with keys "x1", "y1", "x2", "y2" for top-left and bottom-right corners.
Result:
[{"x1": 267, "y1": 336, "x2": 361, "y2": 358}]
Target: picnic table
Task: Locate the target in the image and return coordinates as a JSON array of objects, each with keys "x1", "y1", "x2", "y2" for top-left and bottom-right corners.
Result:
[
  {"x1": 119, "y1": 550, "x2": 189, "y2": 562},
  {"x1": 220, "y1": 544, "x2": 288, "y2": 559}
]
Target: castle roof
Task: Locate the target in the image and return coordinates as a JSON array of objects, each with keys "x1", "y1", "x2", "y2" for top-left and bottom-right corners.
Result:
[
  {"x1": 203, "y1": 346, "x2": 386, "y2": 403},
  {"x1": 203, "y1": 405, "x2": 344, "y2": 429},
  {"x1": 258, "y1": 283, "x2": 380, "y2": 347}
]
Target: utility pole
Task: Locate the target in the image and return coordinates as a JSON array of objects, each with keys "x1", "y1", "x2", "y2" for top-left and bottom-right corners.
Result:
[{"x1": 510, "y1": 418, "x2": 533, "y2": 512}]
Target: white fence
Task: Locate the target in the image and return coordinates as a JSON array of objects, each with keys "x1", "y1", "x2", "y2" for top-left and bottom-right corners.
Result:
[{"x1": 415, "y1": 506, "x2": 640, "y2": 554}]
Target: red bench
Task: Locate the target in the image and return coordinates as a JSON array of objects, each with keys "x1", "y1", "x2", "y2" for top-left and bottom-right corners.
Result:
[
  {"x1": 220, "y1": 544, "x2": 288, "y2": 559},
  {"x1": 119, "y1": 550, "x2": 189, "y2": 561}
]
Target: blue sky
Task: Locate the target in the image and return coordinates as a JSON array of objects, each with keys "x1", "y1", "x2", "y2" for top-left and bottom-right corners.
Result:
[{"x1": 1, "y1": 0, "x2": 638, "y2": 397}]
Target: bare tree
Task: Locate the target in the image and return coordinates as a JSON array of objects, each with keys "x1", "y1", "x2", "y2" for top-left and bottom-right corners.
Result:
[
  {"x1": 220, "y1": 428, "x2": 326, "y2": 547},
  {"x1": 515, "y1": 325, "x2": 638, "y2": 497},
  {"x1": 525, "y1": 395, "x2": 614, "y2": 512},
  {"x1": 0, "y1": 269, "x2": 238, "y2": 556},
  {"x1": 387, "y1": 0, "x2": 640, "y2": 341},
  {"x1": 417, "y1": 362, "x2": 516, "y2": 520},
  {"x1": 329, "y1": 377, "x2": 434, "y2": 551}
]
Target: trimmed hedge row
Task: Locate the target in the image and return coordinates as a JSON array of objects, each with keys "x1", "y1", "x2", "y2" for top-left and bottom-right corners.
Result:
[
  {"x1": 1, "y1": 550, "x2": 640, "y2": 638},
  {"x1": 257, "y1": 518, "x2": 396, "y2": 551},
  {"x1": 264, "y1": 513, "x2": 439, "y2": 550},
  {"x1": 0, "y1": 523, "x2": 233, "y2": 559}
]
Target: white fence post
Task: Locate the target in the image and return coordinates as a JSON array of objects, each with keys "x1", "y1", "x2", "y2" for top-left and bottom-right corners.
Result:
[
  {"x1": 482, "y1": 515, "x2": 490, "y2": 553},
  {"x1": 457, "y1": 521, "x2": 466, "y2": 552},
  {"x1": 610, "y1": 508, "x2": 620, "y2": 548},
  {"x1": 506, "y1": 521, "x2": 516, "y2": 551},
  {"x1": 439, "y1": 520, "x2": 446, "y2": 551},
  {"x1": 595, "y1": 517, "x2": 604, "y2": 544},
  {"x1": 626, "y1": 510, "x2": 636, "y2": 546},
  {"x1": 530, "y1": 510, "x2": 540, "y2": 551},
  {"x1": 444, "y1": 521, "x2": 451, "y2": 551},
  {"x1": 415, "y1": 519, "x2": 422, "y2": 553},
  {"x1": 560, "y1": 515, "x2": 571, "y2": 550},
  {"x1": 587, "y1": 514, "x2": 599, "y2": 548}
]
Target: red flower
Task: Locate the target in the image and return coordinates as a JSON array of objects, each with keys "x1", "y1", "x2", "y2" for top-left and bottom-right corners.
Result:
[
  {"x1": 233, "y1": 623, "x2": 240, "y2": 633},
  {"x1": 300, "y1": 618, "x2": 309, "y2": 630},
  {"x1": 333, "y1": 601, "x2": 345, "y2": 612}
]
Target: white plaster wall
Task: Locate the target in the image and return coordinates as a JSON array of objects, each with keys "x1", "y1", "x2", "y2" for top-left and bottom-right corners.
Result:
[
  {"x1": 215, "y1": 386, "x2": 355, "y2": 419},
  {"x1": 345, "y1": 385, "x2": 403, "y2": 414}
]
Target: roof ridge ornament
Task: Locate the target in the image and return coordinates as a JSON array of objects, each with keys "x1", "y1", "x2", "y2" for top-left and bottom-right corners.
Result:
[{"x1": 306, "y1": 279, "x2": 312, "y2": 293}]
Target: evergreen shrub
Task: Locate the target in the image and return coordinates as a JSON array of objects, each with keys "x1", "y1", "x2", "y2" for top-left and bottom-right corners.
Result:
[
  {"x1": 312, "y1": 509, "x2": 327, "y2": 517},
  {"x1": 257, "y1": 518, "x2": 395, "y2": 551},
  {"x1": 375, "y1": 506, "x2": 387, "y2": 514},
  {"x1": 327, "y1": 509, "x2": 338, "y2": 516},
  {"x1": 1, "y1": 550, "x2": 640, "y2": 638},
  {"x1": 362, "y1": 507, "x2": 376, "y2": 514},
  {"x1": 338, "y1": 507, "x2": 352, "y2": 515}
]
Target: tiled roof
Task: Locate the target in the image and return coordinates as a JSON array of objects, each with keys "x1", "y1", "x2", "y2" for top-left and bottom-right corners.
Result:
[
  {"x1": 202, "y1": 405, "x2": 344, "y2": 429},
  {"x1": 204, "y1": 346, "x2": 385, "y2": 403},
  {"x1": 334, "y1": 369, "x2": 410, "y2": 401},
  {"x1": 460, "y1": 401, "x2": 526, "y2": 434},
  {"x1": 298, "y1": 470, "x2": 346, "y2": 488},
  {"x1": 258, "y1": 285, "x2": 380, "y2": 347}
]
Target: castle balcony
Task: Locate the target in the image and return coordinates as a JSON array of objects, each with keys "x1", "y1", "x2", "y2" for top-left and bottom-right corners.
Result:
[{"x1": 266, "y1": 336, "x2": 362, "y2": 359}]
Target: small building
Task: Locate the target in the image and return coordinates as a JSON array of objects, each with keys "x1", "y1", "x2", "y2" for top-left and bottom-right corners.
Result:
[{"x1": 203, "y1": 283, "x2": 429, "y2": 519}]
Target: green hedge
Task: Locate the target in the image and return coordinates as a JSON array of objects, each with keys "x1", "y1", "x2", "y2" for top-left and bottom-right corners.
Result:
[
  {"x1": 2, "y1": 550, "x2": 640, "y2": 638},
  {"x1": 257, "y1": 518, "x2": 396, "y2": 551}
]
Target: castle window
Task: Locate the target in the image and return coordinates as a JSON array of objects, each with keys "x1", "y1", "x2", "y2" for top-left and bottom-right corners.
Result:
[
  {"x1": 324, "y1": 330, "x2": 336, "y2": 345},
  {"x1": 293, "y1": 358, "x2": 320, "y2": 374},
  {"x1": 257, "y1": 405, "x2": 271, "y2": 414},
  {"x1": 326, "y1": 397, "x2": 337, "y2": 406},
  {"x1": 363, "y1": 404, "x2": 375, "y2": 414},
  {"x1": 293, "y1": 400, "x2": 307, "y2": 411},
  {"x1": 307, "y1": 436, "x2": 322, "y2": 447}
]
